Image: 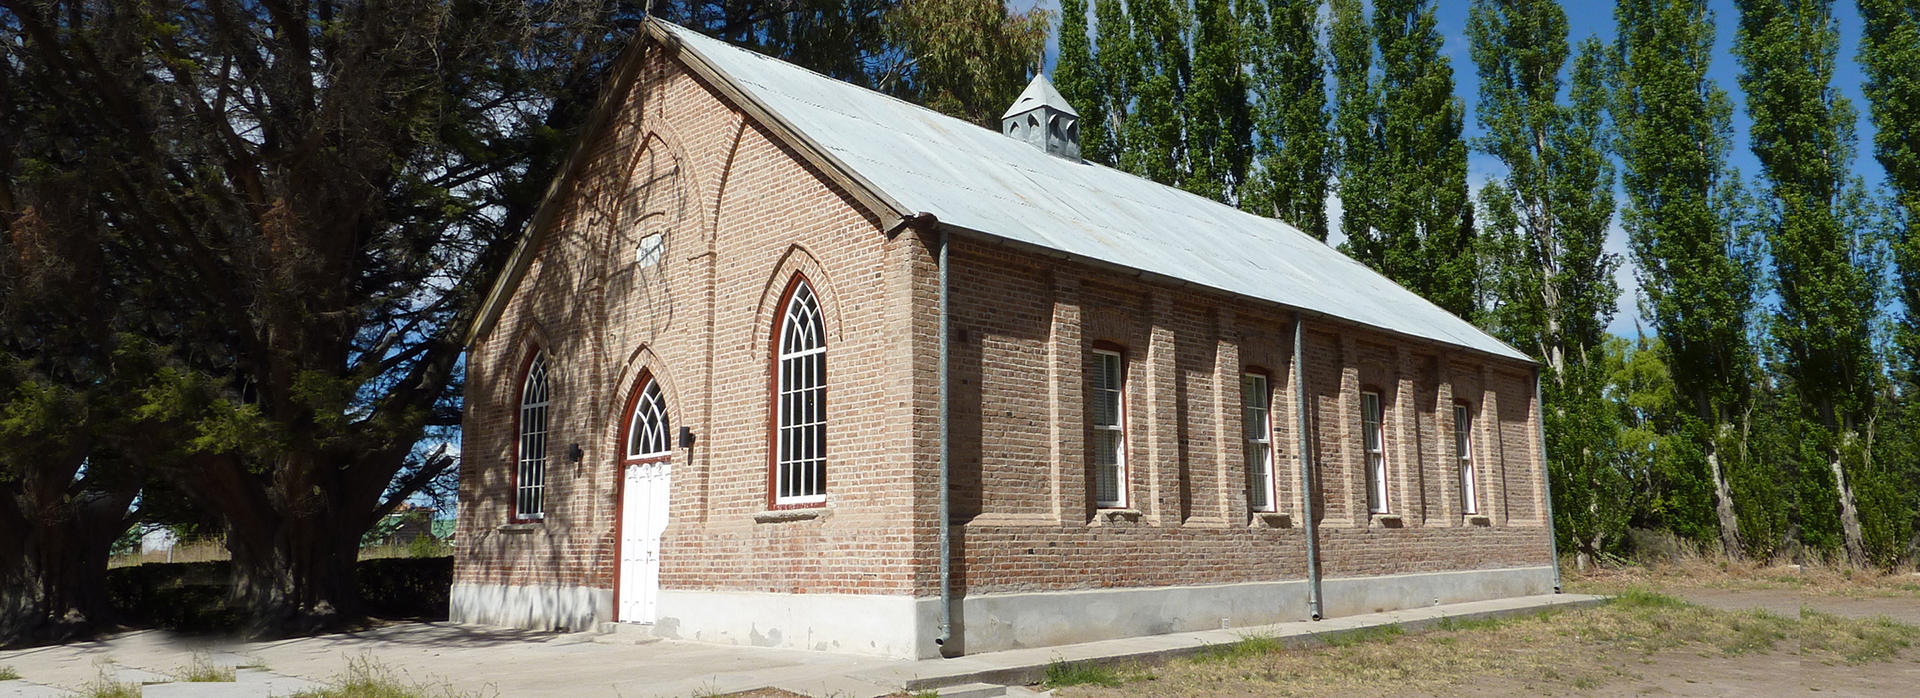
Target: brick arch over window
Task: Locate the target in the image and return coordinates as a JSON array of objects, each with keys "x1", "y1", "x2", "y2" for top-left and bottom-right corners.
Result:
[
  {"x1": 608, "y1": 345, "x2": 685, "y2": 460},
  {"x1": 753, "y1": 245, "x2": 845, "y2": 354}
]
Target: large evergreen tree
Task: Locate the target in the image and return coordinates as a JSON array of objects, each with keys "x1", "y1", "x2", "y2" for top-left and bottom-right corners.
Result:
[
  {"x1": 1612, "y1": 0, "x2": 1756, "y2": 555},
  {"x1": 1243, "y1": 0, "x2": 1331, "y2": 238},
  {"x1": 1469, "y1": 0, "x2": 1620, "y2": 568},
  {"x1": 1332, "y1": 0, "x2": 1476, "y2": 319}
]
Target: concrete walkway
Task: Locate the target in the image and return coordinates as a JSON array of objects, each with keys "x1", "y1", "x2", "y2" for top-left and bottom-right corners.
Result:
[{"x1": 0, "y1": 593, "x2": 1604, "y2": 698}]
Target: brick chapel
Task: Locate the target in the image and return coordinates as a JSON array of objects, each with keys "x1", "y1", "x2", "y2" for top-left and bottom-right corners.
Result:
[{"x1": 452, "y1": 18, "x2": 1560, "y2": 660}]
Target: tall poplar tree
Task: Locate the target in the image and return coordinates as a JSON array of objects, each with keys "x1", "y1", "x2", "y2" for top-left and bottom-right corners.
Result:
[
  {"x1": 1859, "y1": 0, "x2": 1920, "y2": 564},
  {"x1": 1185, "y1": 0, "x2": 1252, "y2": 202},
  {"x1": 1612, "y1": 0, "x2": 1756, "y2": 555},
  {"x1": 1735, "y1": 0, "x2": 1880, "y2": 564},
  {"x1": 1332, "y1": 0, "x2": 1476, "y2": 319},
  {"x1": 1244, "y1": 0, "x2": 1331, "y2": 238},
  {"x1": 1055, "y1": 0, "x2": 1110, "y2": 163},
  {"x1": 1093, "y1": 0, "x2": 1138, "y2": 170},
  {"x1": 1469, "y1": 0, "x2": 1620, "y2": 567},
  {"x1": 1123, "y1": 0, "x2": 1189, "y2": 184}
]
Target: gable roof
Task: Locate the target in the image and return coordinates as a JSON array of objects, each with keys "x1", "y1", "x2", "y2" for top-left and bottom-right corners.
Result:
[{"x1": 472, "y1": 19, "x2": 1530, "y2": 365}]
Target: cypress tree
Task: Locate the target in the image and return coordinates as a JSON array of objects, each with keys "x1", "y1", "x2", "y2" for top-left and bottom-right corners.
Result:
[
  {"x1": 1612, "y1": 0, "x2": 1756, "y2": 555},
  {"x1": 1244, "y1": 0, "x2": 1332, "y2": 238},
  {"x1": 1333, "y1": 0, "x2": 1476, "y2": 320},
  {"x1": 1469, "y1": 0, "x2": 1621, "y2": 567}
]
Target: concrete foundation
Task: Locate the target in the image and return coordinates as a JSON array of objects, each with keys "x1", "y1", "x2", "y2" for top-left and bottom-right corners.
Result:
[
  {"x1": 1318, "y1": 566, "x2": 1556, "y2": 618},
  {"x1": 449, "y1": 583, "x2": 611, "y2": 632},
  {"x1": 949, "y1": 579, "x2": 1311, "y2": 656}
]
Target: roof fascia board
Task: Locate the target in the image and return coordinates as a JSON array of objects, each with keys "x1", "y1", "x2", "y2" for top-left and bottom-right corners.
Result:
[
  {"x1": 939, "y1": 223, "x2": 1538, "y2": 367},
  {"x1": 646, "y1": 20, "x2": 912, "y2": 225},
  {"x1": 465, "y1": 34, "x2": 652, "y2": 348}
]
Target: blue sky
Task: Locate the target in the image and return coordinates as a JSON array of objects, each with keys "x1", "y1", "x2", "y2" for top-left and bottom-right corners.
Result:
[{"x1": 1030, "y1": 0, "x2": 1890, "y2": 337}]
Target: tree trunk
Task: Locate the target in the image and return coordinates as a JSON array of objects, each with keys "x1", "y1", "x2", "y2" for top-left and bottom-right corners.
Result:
[
  {"x1": 1831, "y1": 434, "x2": 1866, "y2": 566},
  {"x1": 1704, "y1": 430, "x2": 1743, "y2": 556},
  {"x1": 204, "y1": 451, "x2": 380, "y2": 638},
  {"x1": 0, "y1": 475, "x2": 137, "y2": 648}
]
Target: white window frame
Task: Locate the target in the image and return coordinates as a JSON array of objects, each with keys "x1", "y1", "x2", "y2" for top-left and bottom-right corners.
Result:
[
  {"x1": 628, "y1": 379, "x2": 673, "y2": 459},
  {"x1": 516, "y1": 353, "x2": 550, "y2": 520},
  {"x1": 774, "y1": 281, "x2": 827, "y2": 505},
  {"x1": 1456, "y1": 402, "x2": 1479, "y2": 515},
  {"x1": 1243, "y1": 373, "x2": 1276, "y2": 513},
  {"x1": 1091, "y1": 348, "x2": 1127, "y2": 509},
  {"x1": 1362, "y1": 390, "x2": 1388, "y2": 515}
]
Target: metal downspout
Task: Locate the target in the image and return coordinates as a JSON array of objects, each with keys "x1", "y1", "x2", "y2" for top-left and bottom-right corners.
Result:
[
  {"x1": 936, "y1": 225, "x2": 955, "y2": 650},
  {"x1": 1294, "y1": 312, "x2": 1323, "y2": 620},
  {"x1": 1534, "y1": 368, "x2": 1563, "y2": 593}
]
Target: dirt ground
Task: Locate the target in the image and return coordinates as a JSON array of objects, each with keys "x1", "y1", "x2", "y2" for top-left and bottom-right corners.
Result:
[{"x1": 1052, "y1": 562, "x2": 1920, "y2": 698}]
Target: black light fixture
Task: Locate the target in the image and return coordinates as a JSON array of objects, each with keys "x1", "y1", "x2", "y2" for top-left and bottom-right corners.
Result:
[
  {"x1": 679, "y1": 426, "x2": 696, "y2": 449},
  {"x1": 568, "y1": 443, "x2": 584, "y2": 463}
]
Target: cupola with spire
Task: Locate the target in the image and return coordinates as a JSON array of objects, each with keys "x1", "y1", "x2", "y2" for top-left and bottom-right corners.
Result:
[{"x1": 1001, "y1": 73, "x2": 1081, "y2": 162}]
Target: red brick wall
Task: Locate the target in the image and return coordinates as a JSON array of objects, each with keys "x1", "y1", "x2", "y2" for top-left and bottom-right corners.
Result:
[{"x1": 946, "y1": 240, "x2": 1552, "y2": 594}]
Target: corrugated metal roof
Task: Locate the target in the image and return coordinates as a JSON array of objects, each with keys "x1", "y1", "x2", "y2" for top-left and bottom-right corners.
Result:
[{"x1": 661, "y1": 23, "x2": 1530, "y2": 363}]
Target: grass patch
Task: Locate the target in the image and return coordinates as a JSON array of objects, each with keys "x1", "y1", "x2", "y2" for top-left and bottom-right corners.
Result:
[
  {"x1": 1800, "y1": 610, "x2": 1920, "y2": 664},
  {"x1": 1194, "y1": 634, "x2": 1289, "y2": 663},
  {"x1": 78, "y1": 678, "x2": 140, "y2": 698},
  {"x1": 175, "y1": 655, "x2": 237, "y2": 682},
  {"x1": 0, "y1": 666, "x2": 18, "y2": 681},
  {"x1": 1320, "y1": 623, "x2": 1404, "y2": 647},
  {"x1": 1573, "y1": 587, "x2": 1792, "y2": 656},
  {"x1": 290, "y1": 657, "x2": 482, "y2": 698},
  {"x1": 1044, "y1": 660, "x2": 1125, "y2": 688}
]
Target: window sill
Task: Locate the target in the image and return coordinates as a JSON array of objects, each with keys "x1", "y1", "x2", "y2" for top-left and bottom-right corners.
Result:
[
  {"x1": 1092, "y1": 508, "x2": 1142, "y2": 525},
  {"x1": 1465, "y1": 514, "x2": 1491, "y2": 527},
  {"x1": 497, "y1": 523, "x2": 541, "y2": 533},
  {"x1": 754, "y1": 507, "x2": 831, "y2": 524},
  {"x1": 1371, "y1": 513, "x2": 1404, "y2": 528},
  {"x1": 1252, "y1": 512, "x2": 1292, "y2": 529}
]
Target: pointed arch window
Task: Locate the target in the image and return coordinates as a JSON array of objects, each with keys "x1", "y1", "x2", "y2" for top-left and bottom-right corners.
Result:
[
  {"x1": 628, "y1": 379, "x2": 673, "y2": 459},
  {"x1": 774, "y1": 280, "x2": 827, "y2": 505},
  {"x1": 516, "y1": 353, "x2": 550, "y2": 520}
]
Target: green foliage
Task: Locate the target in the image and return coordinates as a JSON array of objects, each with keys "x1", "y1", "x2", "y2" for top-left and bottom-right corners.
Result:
[
  {"x1": 884, "y1": 0, "x2": 1051, "y2": 127},
  {"x1": 1055, "y1": 0, "x2": 1106, "y2": 163},
  {"x1": 1242, "y1": 0, "x2": 1332, "y2": 237},
  {"x1": 1469, "y1": 0, "x2": 1622, "y2": 565},
  {"x1": 0, "y1": 666, "x2": 18, "y2": 681},
  {"x1": 1333, "y1": 0, "x2": 1477, "y2": 319},
  {"x1": 1320, "y1": 623, "x2": 1406, "y2": 647}
]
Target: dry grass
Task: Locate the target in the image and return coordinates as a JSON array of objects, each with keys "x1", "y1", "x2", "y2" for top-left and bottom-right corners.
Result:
[
  {"x1": 289, "y1": 657, "x2": 487, "y2": 698},
  {"x1": 1051, "y1": 589, "x2": 1916, "y2": 698},
  {"x1": 174, "y1": 654, "x2": 237, "y2": 682},
  {"x1": 107, "y1": 539, "x2": 231, "y2": 568},
  {"x1": 1564, "y1": 555, "x2": 1920, "y2": 599}
]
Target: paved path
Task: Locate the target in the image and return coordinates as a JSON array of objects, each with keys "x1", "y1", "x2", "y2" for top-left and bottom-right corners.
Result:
[{"x1": 0, "y1": 593, "x2": 1602, "y2": 698}]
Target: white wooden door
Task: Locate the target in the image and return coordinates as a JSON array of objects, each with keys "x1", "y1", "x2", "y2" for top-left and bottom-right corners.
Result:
[{"x1": 619, "y1": 460, "x2": 670, "y2": 623}]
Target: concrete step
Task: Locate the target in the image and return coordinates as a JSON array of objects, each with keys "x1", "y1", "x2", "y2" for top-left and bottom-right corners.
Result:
[
  {"x1": 590, "y1": 622, "x2": 662, "y2": 645},
  {"x1": 935, "y1": 683, "x2": 1006, "y2": 698}
]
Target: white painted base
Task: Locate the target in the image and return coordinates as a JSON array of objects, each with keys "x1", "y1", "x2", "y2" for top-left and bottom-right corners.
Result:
[
  {"x1": 449, "y1": 583, "x2": 612, "y2": 632},
  {"x1": 654, "y1": 590, "x2": 931, "y2": 658}
]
